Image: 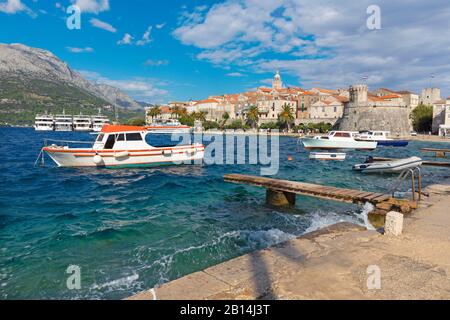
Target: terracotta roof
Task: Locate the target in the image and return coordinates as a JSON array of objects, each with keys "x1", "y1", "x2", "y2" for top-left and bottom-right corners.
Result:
[
  {"x1": 379, "y1": 94, "x2": 402, "y2": 99},
  {"x1": 194, "y1": 99, "x2": 219, "y2": 105},
  {"x1": 334, "y1": 95, "x2": 349, "y2": 103}
]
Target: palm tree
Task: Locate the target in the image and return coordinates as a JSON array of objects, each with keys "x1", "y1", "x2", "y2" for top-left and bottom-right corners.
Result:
[
  {"x1": 192, "y1": 111, "x2": 207, "y2": 122},
  {"x1": 278, "y1": 104, "x2": 295, "y2": 132},
  {"x1": 147, "y1": 106, "x2": 161, "y2": 122},
  {"x1": 220, "y1": 112, "x2": 230, "y2": 130},
  {"x1": 246, "y1": 105, "x2": 259, "y2": 129},
  {"x1": 170, "y1": 106, "x2": 188, "y2": 119}
]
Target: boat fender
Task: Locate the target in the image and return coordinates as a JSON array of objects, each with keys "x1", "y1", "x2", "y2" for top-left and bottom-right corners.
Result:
[
  {"x1": 114, "y1": 151, "x2": 129, "y2": 159},
  {"x1": 163, "y1": 150, "x2": 172, "y2": 156},
  {"x1": 93, "y1": 154, "x2": 103, "y2": 165}
]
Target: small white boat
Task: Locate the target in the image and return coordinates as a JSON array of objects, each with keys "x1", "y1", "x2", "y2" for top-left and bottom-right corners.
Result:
[
  {"x1": 147, "y1": 119, "x2": 192, "y2": 134},
  {"x1": 353, "y1": 156, "x2": 422, "y2": 173},
  {"x1": 42, "y1": 124, "x2": 204, "y2": 168},
  {"x1": 309, "y1": 152, "x2": 346, "y2": 161},
  {"x1": 301, "y1": 131, "x2": 378, "y2": 151},
  {"x1": 355, "y1": 131, "x2": 409, "y2": 147}
]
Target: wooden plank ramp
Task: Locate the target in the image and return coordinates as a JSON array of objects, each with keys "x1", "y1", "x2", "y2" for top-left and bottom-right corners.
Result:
[
  {"x1": 420, "y1": 148, "x2": 450, "y2": 158},
  {"x1": 372, "y1": 157, "x2": 450, "y2": 167},
  {"x1": 225, "y1": 174, "x2": 390, "y2": 205}
]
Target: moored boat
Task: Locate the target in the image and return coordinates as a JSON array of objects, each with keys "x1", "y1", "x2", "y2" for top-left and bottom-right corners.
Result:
[
  {"x1": 73, "y1": 114, "x2": 92, "y2": 132},
  {"x1": 42, "y1": 125, "x2": 204, "y2": 168},
  {"x1": 54, "y1": 111, "x2": 73, "y2": 132},
  {"x1": 301, "y1": 131, "x2": 377, "y2": 151},
  {"x1": 147, "y1": 119, "x2": 192, "y2": 134},
  {"x1": 34, "y1": 113, "x2": 54, "y2": 131},
  {"x1": 353, "y1": 156, "x2": 422, "y2": 173},
  {"x1": 355, "y1": 131, "x2": 409, "y2": 147},
  {"x1": 91, "y1": 110, "x2": 110, "y2": 132},
  {"x1": 309, "y1": 152, "x2": 346, "y2": 161}
]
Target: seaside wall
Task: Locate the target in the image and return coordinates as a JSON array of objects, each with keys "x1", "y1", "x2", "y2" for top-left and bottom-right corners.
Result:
[{"x1": 337, "y1": 105, "x2": 411, "y2": 137}]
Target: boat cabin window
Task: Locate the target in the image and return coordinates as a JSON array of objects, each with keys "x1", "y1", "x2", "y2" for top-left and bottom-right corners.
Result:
[
  {"x1": 334, "y1": 132, "x2": 351, "y2": 138},
  {"x1": 96, "y1": 133, "x2": 104, "y2": 142},
  {"x1": 126, "y1": 133, "x2": 142, "y2": 141},
  {"x1": 117, "y1": 134, "x2": 125, "y2": 141},
  {"x1": 104, "y1": 134, "x2": 116, "y2": 149}
]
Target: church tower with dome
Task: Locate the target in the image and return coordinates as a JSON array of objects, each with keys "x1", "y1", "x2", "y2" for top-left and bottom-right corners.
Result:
[{"x1": 272, "y1": 71, "x2": 283, "y2": 90}]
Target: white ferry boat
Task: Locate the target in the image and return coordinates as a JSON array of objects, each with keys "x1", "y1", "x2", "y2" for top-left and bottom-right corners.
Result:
[
  {"x1": 91, "y1": 111, "x2": 110, "y2": 132},
  {"x1": 73, "y1": 114, "x2": 92, "y2": 132},
  {"x1": 147, "y1": 119, "x2": 192, "y2": 134},
  {"x1": 301, "y1": 131, "x2": 378, "y2": 151},
  {"x1": 54, "y1": 112, "x2": 73, "y2": 132},
  {"x1": 34, "y1": 114, "x2": 54, "y2": 131},
  {"x1": 42, "y1": 125, "x2": 204, "y2": 168}
]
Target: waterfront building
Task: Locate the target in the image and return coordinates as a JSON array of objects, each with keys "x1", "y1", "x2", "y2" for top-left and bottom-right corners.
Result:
[{"x1": 432, "y1": 98, "x2": 450, "y2": 135}]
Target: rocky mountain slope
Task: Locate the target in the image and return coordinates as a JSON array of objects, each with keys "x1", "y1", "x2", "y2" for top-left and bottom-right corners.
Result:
[{"x1": 0, "y1": 43, "x2": 142, "y2": 110}]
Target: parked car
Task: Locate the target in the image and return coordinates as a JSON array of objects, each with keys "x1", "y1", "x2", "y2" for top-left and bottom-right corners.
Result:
[{"x1": 410, "y1": 131, "x2": 418, "y2": 136}]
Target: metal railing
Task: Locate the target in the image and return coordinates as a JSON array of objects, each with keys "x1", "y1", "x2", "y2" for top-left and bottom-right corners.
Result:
[
  {"x1": 43, "y1": 138, "x2": 94, "y2": 147},
  {"x1": 388, "y1": 167, "x2": 422, "y2": 202}
]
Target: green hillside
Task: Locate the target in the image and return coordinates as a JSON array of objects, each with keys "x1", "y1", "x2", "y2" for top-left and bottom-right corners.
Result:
[{"x1": 0, "y1": 77, "x2": 143, "y2": 125}]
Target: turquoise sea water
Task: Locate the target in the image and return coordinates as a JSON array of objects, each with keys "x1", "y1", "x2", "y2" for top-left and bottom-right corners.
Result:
[{"x1": 0, "y1": 127, "x2": 449, "y2": 299}]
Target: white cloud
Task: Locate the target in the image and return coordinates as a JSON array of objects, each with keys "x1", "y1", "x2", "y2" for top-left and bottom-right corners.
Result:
[
  {"x1": 117, "y1": 33, "x2": 133, "y2": 45},
  {"x1": 0, "y1": 0, "x2": 34, "y2": 16},
  {"x1": 90, "y1": 18, "x2": 116, "y2": 33},
  {"x1": 72, "y1": 0, "x2": 109, "y2": 14},
  {"x1": 79, "y1": 70, "x2": 169, "y2": 102},
  {"x1": 173, "y1": 0, "x2": 450, "y2": 95},
  {"x1": 144, "y1": 59, "x2": 169, "y2": 66},
  {"x1": 136, "y1": 26, "x2": 152, "y2": 46},
  {"x1": 67, "y1": 47, "x2": 94, "y2": 53},
  {"x1": 155, "y1": 23, "x2": 165, "y2": 29},
  {"x1": 226, "y1": 72, "x2": 245, "y2": 77}
]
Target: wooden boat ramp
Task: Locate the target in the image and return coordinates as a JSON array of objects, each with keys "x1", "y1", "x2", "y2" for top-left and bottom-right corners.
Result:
[
  {"x1": 224, "y1": 174, "x2": 418, "y2": 214},
  {"x1": 420, "y1": 148, "x2": 450, "y2": 158}
]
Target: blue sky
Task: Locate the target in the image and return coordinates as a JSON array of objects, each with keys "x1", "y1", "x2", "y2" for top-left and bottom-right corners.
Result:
[{"x1": 1, "y1": 0, "x2": 450, "y2": 103}]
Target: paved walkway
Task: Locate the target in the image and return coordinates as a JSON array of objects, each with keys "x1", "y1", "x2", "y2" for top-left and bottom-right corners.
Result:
[{"x1": 129, "y1": 183, "x2": 450, "y2": 300}]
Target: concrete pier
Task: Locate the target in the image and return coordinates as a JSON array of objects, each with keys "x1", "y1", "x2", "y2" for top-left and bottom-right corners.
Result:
[{"x1": 129, "y1": 183, "x2": 450, "y2": 300}]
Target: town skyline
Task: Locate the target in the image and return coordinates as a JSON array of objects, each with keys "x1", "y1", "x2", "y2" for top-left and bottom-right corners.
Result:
[{"x1": 1, "y1": 0, "x2": 450, "y2": 104}]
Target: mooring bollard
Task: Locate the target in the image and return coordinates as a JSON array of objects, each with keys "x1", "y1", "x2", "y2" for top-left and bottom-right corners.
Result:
[
  {"x1": 384, "y1": 211, "x2": 404, "y2": 236},
  {"x1": 266, "y1": 189, "x2": 296, "y2": 206}
]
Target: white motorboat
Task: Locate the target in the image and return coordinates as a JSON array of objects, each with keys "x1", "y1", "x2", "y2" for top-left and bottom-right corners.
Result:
[
  {"x1": 301, "y1": 131, "x2": 377, "y2": 151},
  {"x1": 73, "y1": 114, "x2": 92, "y2": 132},
  {"x1": 42, "y1": 124, "x2": 204, "y2": 168},
  {"x1": 147, "y1": 119, "x2": 192, "y2": 134},
  {"x1": 34, "y1": 113, "x2": 54, "y2": 131},
  {"x1": 309, "y1": 152, "x2": 346, "y2": 161},
  {"x1": 355, "y1": 131, "x2": 409, "y2": 147},
  {"x1": 353, "y1": 156, "x2": 422, "y2": 173}
]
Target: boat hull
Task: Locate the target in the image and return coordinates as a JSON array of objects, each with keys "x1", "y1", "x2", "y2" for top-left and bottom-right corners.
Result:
[
  {"x1": 353, "y1": 157, "x2": 422, "y2": 173},
  {"x1": 302, "y1": 138, "x2": 377, "y2": 150},
  {"x1": 309, "y1": 152, "x2": 346, "y2": 161},
  {"x1": 376, "y1": 140, "x2": 409, "y2": 147},
  {"x1": 43, "y1": 145, "x2": 205, "y2": 168}
]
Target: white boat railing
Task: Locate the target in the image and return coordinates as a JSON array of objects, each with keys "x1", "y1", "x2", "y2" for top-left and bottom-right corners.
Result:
[{"x1": 43, "y1": 138, "x2": 94, "y2": 147}]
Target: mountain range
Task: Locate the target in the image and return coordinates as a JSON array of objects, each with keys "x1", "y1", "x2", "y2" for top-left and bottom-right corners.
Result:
[{"x1": 0, "y1": 43, "x2": 146, "y2": 125}]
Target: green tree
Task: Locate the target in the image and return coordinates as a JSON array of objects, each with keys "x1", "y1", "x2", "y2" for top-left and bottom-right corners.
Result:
[
  {"x1": 147, "y1": 106, "x2": 161, "y2": 121},
  {"x1": 278, "y1": 103, "x2": 295, "y2": 131},
  {"x1": 192, "y1": 111, "x2": 207, "y2": 122},
  {"x1": 170, "y1": 106, "x2": 187, "y2": 118},
  {"x1": 127, "y1": 118, "x2": 146, "y2": 126},
  {"x1": 411, "y1": 103, "x2": 433, "y2": 132},
  {"x1": 220, "y1": 112, "x2": 230, "y2": 130},
  {"x1": 246, "y1": 105, "x2": 260, "y2": 129}
]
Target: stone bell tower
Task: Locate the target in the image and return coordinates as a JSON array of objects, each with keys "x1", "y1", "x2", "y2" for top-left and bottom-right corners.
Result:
[
  {"x1": 349, "y1": 84, "x2": 368, "y2": 105},
  {"x1": 272, "y1": 71, "x2": 283, "y2": 90}
]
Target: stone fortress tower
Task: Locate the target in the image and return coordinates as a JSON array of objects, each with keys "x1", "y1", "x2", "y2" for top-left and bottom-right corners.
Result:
[
  {"x1": 337, "y1": 84, "x2": 411, "y2": 137},
  {"x1": 420, "y1": 88, "x2": 441, "y2": 105},
  {"x1": 272, "y1": 71, "x2": 283, "y2": 90}
]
